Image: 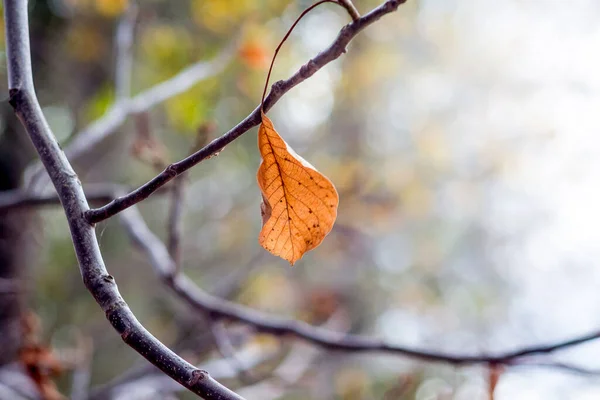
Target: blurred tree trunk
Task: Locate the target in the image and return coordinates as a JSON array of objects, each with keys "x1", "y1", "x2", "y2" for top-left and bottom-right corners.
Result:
[{"x1": 0, "y1": 105, "x2": 35, "y2": 366}]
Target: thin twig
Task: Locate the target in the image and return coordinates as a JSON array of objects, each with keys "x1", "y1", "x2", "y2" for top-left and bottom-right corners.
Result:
[
  {"x1": 117, "y1": 203, "x2": 600, "y2": 373},
  {"x1": 237, "y1": 335, "x2": 323, "y2": 399},
  {"x1": 208, "y1": 318, "x2": 256, "y2": 384},
  {"x1": 91, "y1": 332, "x2": 282, "y2": 399},
  {"x1": 511, "y1": 360, "x2": 600, "y2": 376},
  {"x1": 337, "y1": 0, "x2": 361, "y2": 20},
  {"x1": 85, "y1": 0, "x2": 408, "y2": 224},
  {"x1": 8, "y1": 183, "x2": 600, "y2": 375},
  {"x1": 3, "y1": 1, "x2": 242, "y2": 399},
  {"x1": 91, "y1": 312, "x2": 347, "y2": 399},
  {"x1": 261, "y1": 0, "x2": 341, "y2": 111}
]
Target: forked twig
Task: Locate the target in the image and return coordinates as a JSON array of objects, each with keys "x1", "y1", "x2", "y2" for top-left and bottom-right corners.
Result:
[
  {"x1": 3, "y1": 1, "x2": 242, "y2": 398},
  {"x1": 85, "y1": 0, "x2": 408, "y2": 224}
]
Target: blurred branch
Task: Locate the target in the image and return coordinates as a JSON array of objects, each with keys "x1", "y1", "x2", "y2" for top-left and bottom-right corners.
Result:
[
  {"x1": 7, "y1": 181, "x2": 600, "y2": 376},
  {"x1": 117, "y1": 198, "x2": 600, "y2": 374},
  {"x1": 95, "y1": 341, "x2": 282, "y2": 399},
  {"x1": 85, "y1": 0, "x2": 408, "y2": 224},
  {"x1": 167, "y1": 176, "x2": 186, "y2": 270},
  {"x1": 0, "y1": 278, "x2": 22, "y2": 294},
  {"x1": 67, "y1": 37, "x2": 238, "y2": 162},
  {"x1": 0, "y1": 183, "x2": 171, "y2": 212},
  {"x1": 92, "y1": 312, "x2": 347, "y2": 400},
  {"x1": 512, "y1": 360, "x2": 600, "y2": 376},
  {"x1": 24, "y1": 33, "x2": 240, "y2": 192},
  {"x1": 3, "y1": 1, "x2": 242, "y2": 399},
  {"x1": 114, "y1": 3, "x2": 137, "y2": 100},
  {"x1": 0, "y1": 363, "x2": 41, "y2": 399},
  {"x1": 0, "y1": 184, "x2": 119, "y2": 212},
  {"x1": 87, "y1": 325, "x2": 251, "y2": 400},
  {"x1": 237, "y1": 337, "x2": 323, "y2": 399},
  {"x1": 69, "y1": 336, "x2": 93, "y2": 400},
  {"x1": 208, "y1": 319, "x2": 256, "y2": 385}
]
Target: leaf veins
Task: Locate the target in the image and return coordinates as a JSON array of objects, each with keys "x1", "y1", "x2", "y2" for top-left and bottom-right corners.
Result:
[{"x1": 256, "y1": 112, "x2": 338, "y2": 265}]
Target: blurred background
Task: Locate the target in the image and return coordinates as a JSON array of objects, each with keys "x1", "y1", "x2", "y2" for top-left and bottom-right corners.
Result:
[{"x1": 2, "y1": 0, "x2": 600, "y2": 398}]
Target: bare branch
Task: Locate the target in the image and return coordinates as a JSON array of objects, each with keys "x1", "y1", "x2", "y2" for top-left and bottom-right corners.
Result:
[
  {"x1": 0, "y1": 183, "x2": 172, "y2": 212},
  {"x1": 3, "y1": 1, "x2": 242, "y2": 398},
  {"x1": 512, "y1": 360, "x2": 600, "y2": 376},
  {"x1": 117, "y1": 199, "x2": 600, "y2": 373},
  {"x1": 208, "y1": 319, "x2": 257, "y2": 384},
  {"x1": 85, "y1": 0, "x2": 408, "y2": 224},
  {"x1": 5, "y1": 179, "x2": 600, "y2": 376},
  {"x1": 0, "y1": 184, "x2": 119, "y2": 211},
  {"x1": 24, "y1": 35, "x2": 239, "y2": 193},
  {"x1": 0, "y1": 363, "x2": 40, "y2": 399},
  {"x1": 237, "y1": 337, "x2": 323, "y2": 399},
  {"x1": 92, "y1": 313, "x2": 348, "y2": 399},
  {"x1": 66, "y1": 37, "x2": 238, "y2": 163}
]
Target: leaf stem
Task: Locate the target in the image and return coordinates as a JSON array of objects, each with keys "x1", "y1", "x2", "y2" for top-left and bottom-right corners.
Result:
[{"x1": 261, "y1": 0, "x2": 343, "y2": 112}]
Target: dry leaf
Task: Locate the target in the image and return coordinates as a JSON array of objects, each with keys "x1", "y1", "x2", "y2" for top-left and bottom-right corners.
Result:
[
  {"x1": 20, "y1": 312, "x2": 65, "y2": 400},
  {"x1": 257, "y1": 112, "x2": 338, "y2": 265},
  {"x1": 131, "y1": 112, "x2": 168, "y2": 170}
]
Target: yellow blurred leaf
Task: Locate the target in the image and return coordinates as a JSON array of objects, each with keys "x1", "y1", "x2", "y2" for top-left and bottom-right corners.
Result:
[
  {"x1": 95, "y1": 0, "x2": 128, "y2": 17},
  {"x1": 85, "y1": 85, "x2": 114, "y2": 121},
  {"x1": 192, "y1": 0, "x2": 254, "y2": 33},
  {"x1": 257, "y1": 113, "x2": 339, "y2": 265},
  {"x1": 165, "y1": 90, "x2": 208, "y2": 133}
]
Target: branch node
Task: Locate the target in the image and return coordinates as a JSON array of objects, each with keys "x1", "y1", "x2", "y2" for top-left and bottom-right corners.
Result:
[
  {"x1": 8, "y1": 88, "x2": 21, "y2": 108},
  {"x1": 121, "y1": 327, "x2": 132, "y2": 341},
  {"x1": 300, "y1": 59, "x2": 319, "y2": 77},
  {"x1": 165, "y1": 163, "x2": 178, "y2": 177},
  {"x1": 103, "y1": 274, "x2": 115, "y2": 283},
  {"x1": 187, "y1": 369, "x2": 207, "y2": 386},
  {"x1": 272, "y1": 80, "x2": 286, "y2": 94}
]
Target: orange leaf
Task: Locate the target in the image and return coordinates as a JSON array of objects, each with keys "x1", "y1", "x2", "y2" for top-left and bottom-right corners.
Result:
[
  {"x1": 257, "y1": 112, "x2": 338, "y2": 265},
  {"x1": 239, "y1": 40, "x2": 270, "y2": 69}
]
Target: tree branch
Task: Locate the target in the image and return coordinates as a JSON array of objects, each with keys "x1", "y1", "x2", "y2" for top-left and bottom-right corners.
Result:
[
  {"x1": 117, "y1": 201, "x2": 600, "y2": 373},
  {"x1": 24, "y1": 34, "x2": 239, "y2": 193},
  {"x1": 0, "y1": 183, "x2": 172, "y2": 212},
  {"x1": 3, "y1": 1, "x2": 242, "y2": 398},
  {"x1": 8, "y1": 186, "x2": 600, "y2": 374},
  {"x1": 208, "y1": 318, "x2": 257, "y2": 385},
  {"x1": 85, "y1": 0, "x2": 408, "y2": 224}
]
